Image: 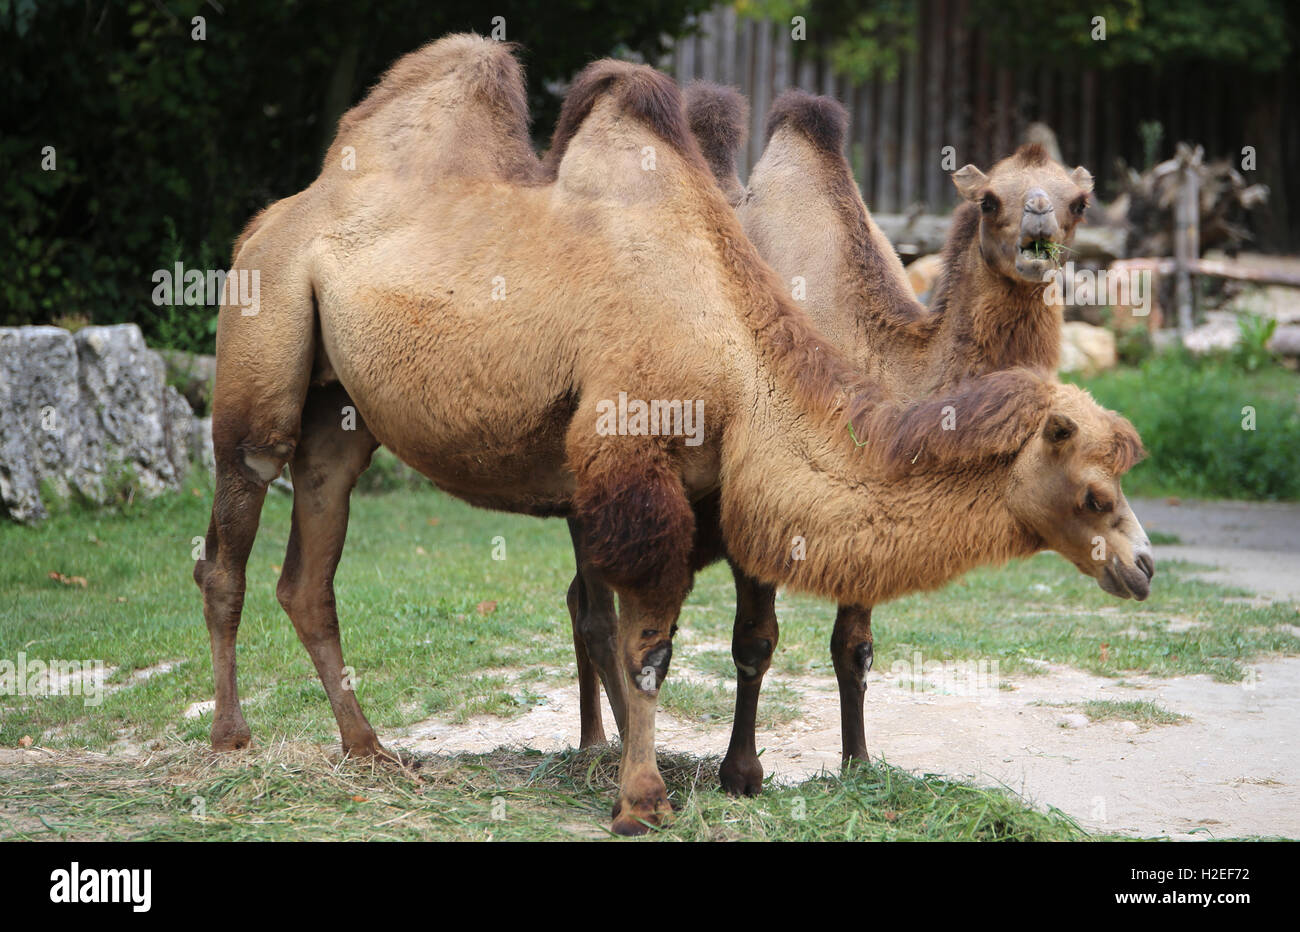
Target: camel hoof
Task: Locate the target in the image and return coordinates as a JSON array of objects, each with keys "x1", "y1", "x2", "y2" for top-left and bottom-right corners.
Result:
[
  {"x1": 210, "y1": 719, "x2": 252, "y2": 751},
  {"x1": 610, "y1": 796, "x2": 672, "y2": 836},
  {"x1": 343, "y1": 737, "x2": 404, "y2": 765},
  {"x1": 577, "y1": 730, "x2": 608, "y2": 750},
  {"x1": 841, "y1": 752, "x2": 871, "y2": 773},
  {"x1": 719, "y1": 755, "x2": 764, "y2": 796}
]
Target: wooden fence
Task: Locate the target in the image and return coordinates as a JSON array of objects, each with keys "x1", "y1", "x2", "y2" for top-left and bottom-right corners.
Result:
[{"x1": 667, "y1": 1, "x2": 1270, "y2": 218}]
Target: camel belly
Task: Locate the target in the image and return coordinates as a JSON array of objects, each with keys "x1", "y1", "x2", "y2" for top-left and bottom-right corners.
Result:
[{"x1": 315, "y1": 289, "x2": 579, "y2": 515}]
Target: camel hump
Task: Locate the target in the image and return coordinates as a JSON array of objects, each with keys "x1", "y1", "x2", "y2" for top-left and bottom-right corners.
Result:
[
  {"x1": 329, "y1": 33, "x2": 537, "y2": 182},
  {"x1": 765, "y1": 89, "x2": 847, "y2": 155},
  {"x1": 546, "y1": 59, "x2": 695, "y2": 171},
  {"x1": 684, "y1": 82, "x2": 749, "y2": 186}
]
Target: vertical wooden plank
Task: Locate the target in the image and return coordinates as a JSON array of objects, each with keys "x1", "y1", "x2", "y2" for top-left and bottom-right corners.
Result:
[
  {"x1": 1173, "y1": 146, "x2": 1202, "y2": 333},
  {"x1": 994, "y1": 66, "x2": 1012, "y2": 160},
  {"x1": 945, "y1": 0, "x2": 971, "y2": 209},
  {"x1": 973, "y1": 27, "x2": 991, "y2": 168},
  {"x1": 698, "y1": 10, "x2": 717, "y2": 84},
  {"x1": 1060, "y1": 67, "x2": 1076, "y2": 164},
  {"x1": 1080, "y1": 68, "x2": 1096, "y2": 172},
  {"x1": 773, "y1": 17, "x2": 792, "y2": 97},
  {"x1": 924, "y1": 0, "x2": 947, "y2": 209},
  {"x1": 751, "y1": 20, "x2": 774, "y2": 170},
  {"x1": 721, "y1": 5, "x2": 738, "y2": 87},
  {"x1": 675, "y1": 18, "x2": 696, "y2": 85},
  {"x1": 900, "y1": 20, "x2": 921, "y2": 208},
  {"x1": 737, "y1": 17, "x2": 756, "y2": 177},
  {"x1": 857, "y1": 77, "x2": 876, "y2": 204},
  {"x1": 797, "y1": 46, "x2": 816, "y2": 90},
  {"x1": 876, "y1": 68, "x2": 900, "y2": 212}
]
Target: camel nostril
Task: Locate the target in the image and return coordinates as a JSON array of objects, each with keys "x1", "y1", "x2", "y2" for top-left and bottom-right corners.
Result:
[{"x1": 1137, "y1": 552, "x2": 1155, "y2": 580}]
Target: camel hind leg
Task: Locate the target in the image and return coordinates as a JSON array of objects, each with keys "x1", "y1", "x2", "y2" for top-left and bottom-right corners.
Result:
[
  {"x1": 194, "y1": 262, "x2": 316, "y2": 750},
  {"x1": 275, "y1": 383, "x2": 389, "y2": 758}
]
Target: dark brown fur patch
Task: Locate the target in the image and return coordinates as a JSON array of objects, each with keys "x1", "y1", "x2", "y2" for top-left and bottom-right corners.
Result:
[
  {"x1": 572, "y1": 458, "x2": 695, "y2": 596},
  {"x1": 764, "y1": 89, "x2": 847, "y2": 154},
  {"x1": 684, "y1": 82, "x2": 748, "y2": 186},
  {"x1": 545, "y1": 59, "x2": 697, "y2": 175},
  {"x1": 855, "y1": 368, "x2": 1056, "y2": 478},
  {"x1": 1013, "y1": 142, "x2": 1051, "y2": 166}
]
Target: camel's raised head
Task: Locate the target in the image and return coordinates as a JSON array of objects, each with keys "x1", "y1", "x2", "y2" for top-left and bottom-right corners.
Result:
[
  {"x1": 1009, "y1": 383, "x2": 1154, "y2": 600},
  {"x1": 952, "y1": 144, "x2": 1094, "y2": 283}
]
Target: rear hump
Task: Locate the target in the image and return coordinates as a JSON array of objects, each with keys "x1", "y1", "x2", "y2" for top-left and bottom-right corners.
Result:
[
  {"x1": 685, "y1": 82, "x2": 749, "y2": 197},
  {"x1": 764, "y1": 89, "x2": 848, "y2": 155},
  {"x1": 545, "y1": 60, "x2": 698, "y2": 174}
]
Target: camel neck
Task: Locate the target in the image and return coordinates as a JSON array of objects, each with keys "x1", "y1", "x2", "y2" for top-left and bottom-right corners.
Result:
[
  {"x1": 927, "y1": 246, "x2": 1061, "y2": 385},
  {"x1": 719, "y1": 392, "x2": 1040, "y2": 607}
]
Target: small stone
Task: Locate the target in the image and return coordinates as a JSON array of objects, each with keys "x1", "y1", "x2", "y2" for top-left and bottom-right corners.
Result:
[{"x1": 1058, "y1": 713, "x2": 1090, "y2": 729}]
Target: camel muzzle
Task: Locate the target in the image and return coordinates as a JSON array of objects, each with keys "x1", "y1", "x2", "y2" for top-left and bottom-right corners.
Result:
[{"x1": 1098, "y1": 550, "x2": 1154, "y2": 601}]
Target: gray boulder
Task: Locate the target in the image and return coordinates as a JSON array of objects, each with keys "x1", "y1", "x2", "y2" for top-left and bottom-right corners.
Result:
[
  {"x1": 0, "y1": 327, "x2": 84, "y2": 522},
  {"x1": 0, "y1": 323, "x2": 197, "y2": 523}
]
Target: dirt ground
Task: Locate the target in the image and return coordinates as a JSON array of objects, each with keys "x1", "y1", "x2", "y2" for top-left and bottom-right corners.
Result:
[{"x1": 395, "y1": 498, "x2": 1300, "y2": 840}]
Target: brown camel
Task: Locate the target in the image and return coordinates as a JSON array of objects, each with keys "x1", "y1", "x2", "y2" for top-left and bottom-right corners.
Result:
[
  {"x1": 566, "y1": 85, "x2": 1123, "y2": 794},
  {"x1": 196, "y1": 36, "x2": 1152, "y2": 834}
]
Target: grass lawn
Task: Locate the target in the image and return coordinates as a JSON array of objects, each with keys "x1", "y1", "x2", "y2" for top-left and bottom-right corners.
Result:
[{"x1": 2, "y1": 460, "x2": 1298, "y2": 840}]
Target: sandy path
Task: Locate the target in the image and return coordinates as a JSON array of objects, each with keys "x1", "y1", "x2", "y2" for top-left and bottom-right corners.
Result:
[{"x1": 395, "y1": 499, "x2": 1300, "y2": 839}]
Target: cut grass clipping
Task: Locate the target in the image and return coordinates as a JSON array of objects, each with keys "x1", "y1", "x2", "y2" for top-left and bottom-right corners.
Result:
[{"x1": 0, "y1": 741, "x2": 1087, "y2": 842}]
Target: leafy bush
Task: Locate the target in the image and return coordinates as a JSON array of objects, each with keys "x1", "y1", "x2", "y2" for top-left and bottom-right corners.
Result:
[{"x1": 1072, "y1": 349, "x2": 1300, "y2": 500}]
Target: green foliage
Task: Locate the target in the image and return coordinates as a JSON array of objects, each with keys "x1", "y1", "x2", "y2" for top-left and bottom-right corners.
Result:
[
  {"x1": 739, "y1": 0, "x2": 917, "y2": 81},
  {"x1": 969, "y1": 0, "x2": 1295, "y2": 72},
  {"x1": 1138, "y1": 120, "x2": 1165, "y2": 171},
  {"x1": 1, "y1": 0, "x2": 711, "y2": 349},
  {"x1": 1233, "y1": 313, "x2": 1279, "y2": 373},
  {"x1": 1073, "y1": 349, "x2": 1300, "y2": 500},
  {"x1": 747, "y1": 0, "x2": 1296, "y2": 85}
]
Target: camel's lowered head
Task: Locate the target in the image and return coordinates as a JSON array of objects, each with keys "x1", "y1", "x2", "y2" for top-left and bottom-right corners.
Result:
[
  {"x1": 951, "y1": 144, "x2": 1094, "y2": 283},
  {"x1": 1008, "y1": 382, "x2": 1154, "y2": 600}
]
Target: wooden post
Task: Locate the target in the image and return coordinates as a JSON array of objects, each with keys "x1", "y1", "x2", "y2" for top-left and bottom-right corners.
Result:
[{"x1": 1173, "y1": 143, "x2": 1203, "y2": 335}]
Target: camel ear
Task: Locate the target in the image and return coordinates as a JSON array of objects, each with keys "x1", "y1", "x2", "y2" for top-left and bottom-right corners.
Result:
[
  {"x1": 952, "y1": 164, "x2": 989, "y2": 202},
  {"x1": 1069, "y1": 166, "x2": 1094, "y2": 194},
  {"x1": 1043, "y1": 413, "x2": 1078, "y2": 447}
]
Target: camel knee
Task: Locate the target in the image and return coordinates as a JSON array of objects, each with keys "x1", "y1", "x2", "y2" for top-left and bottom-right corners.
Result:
[
  {"x1": 832, "y1": 635, "x2": 874, "y2": 688},
  {"x1": 732, "y1": 634, "x2": 774, "y2": 682},
  {"x1": 242, "y1": 441, "x2": 294, "y2": 484},
  {"x1": 199, "y1": 569, "x2": 245, "y2": 630},
  {"x1": 629, "y1": 639, "x2": 673, "y2": 696},
  {"x1": 566, "y1": 574, "x2": 582, "y2": 620},
  {"x1": 276, "y1": 575, "x2": 336, "y2": 638}
]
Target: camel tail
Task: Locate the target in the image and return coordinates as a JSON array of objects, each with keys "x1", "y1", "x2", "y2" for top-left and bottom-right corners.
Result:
[
  {"x1": 764, "y1": 89, "x2": 848, "y2": 155},
  {"x1": 546, "y1": 59, "x2": 696, "y2": 172},
  {"x1": 685, "y1": 82, "x2": 749, "y2": 203}
]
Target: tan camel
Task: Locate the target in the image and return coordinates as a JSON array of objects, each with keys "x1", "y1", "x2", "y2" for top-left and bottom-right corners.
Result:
[
  {"x1": 196, "y1": 35, "x2": 1153, "y2": 834},
  {"x1": 566, "y1": 85, "x2": 1120, "y2": 794}
]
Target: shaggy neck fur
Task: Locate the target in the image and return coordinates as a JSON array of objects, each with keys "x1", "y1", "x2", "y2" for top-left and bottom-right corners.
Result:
[
  {"x1": 719, "y1": 386, "x2": 1043, "y2": 606},
  {"x1": 928, "y1": 203, "x2": 1062, "y2": 384}
]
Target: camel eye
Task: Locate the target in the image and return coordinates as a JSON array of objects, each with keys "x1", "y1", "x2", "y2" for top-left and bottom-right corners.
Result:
[
  {"x1": 1070, "y1": 197, "x2": 1088, "y2": 217},
  {"x1": 1085, "y1": 490, "x2": 1112, "y2": 513},
  {"x1": 980, "y1": 193, "x2": 999, "y2": 215}
]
